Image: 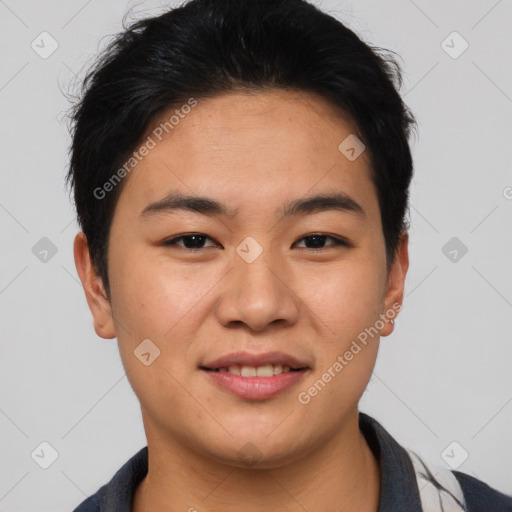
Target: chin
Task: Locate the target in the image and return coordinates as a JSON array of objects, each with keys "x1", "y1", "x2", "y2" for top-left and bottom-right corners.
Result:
[{"x1": 195, "y1": 432, "x2": 315, "y2": 470}]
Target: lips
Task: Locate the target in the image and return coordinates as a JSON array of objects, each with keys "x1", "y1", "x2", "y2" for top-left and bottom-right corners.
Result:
[
  {"x1": 200, "y1": 350, "x2": 309, "y2": 371},
  {"x1": 200, "y1": 351, "x2": 311, "y2": 400}
]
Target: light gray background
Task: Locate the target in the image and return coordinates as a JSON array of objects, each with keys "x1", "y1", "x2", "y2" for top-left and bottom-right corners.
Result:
[{"x1": 1, "y1": 0, "x2": 511, "y2": 510}]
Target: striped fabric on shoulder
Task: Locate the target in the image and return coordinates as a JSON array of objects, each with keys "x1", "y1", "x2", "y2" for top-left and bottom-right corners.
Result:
[{"x1": 406, "y1": 449, "x2": 467, "y2": 512}]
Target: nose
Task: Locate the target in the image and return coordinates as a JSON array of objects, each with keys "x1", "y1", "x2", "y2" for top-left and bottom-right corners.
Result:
[{"x1": 214, "y1": 249, "x2": 300, "y2": 333}]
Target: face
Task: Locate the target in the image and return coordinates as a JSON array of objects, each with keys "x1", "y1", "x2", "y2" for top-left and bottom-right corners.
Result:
[{"x1": 75, "y1": 90, "x2": 408, "y2": 468}]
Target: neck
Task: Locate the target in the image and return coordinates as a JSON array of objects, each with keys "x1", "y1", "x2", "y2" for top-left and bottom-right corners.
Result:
[{"x1": 133, "y1": 410, "x2": 380, "y2": 512}]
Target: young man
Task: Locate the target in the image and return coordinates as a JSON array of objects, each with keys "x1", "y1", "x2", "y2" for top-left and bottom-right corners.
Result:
[{"x1": 68, "y1": 0, "x2": 512, "y2": 510}]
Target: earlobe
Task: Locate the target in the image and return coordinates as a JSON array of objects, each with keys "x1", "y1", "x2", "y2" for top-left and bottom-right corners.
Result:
[
  {"x1": 73, "y1": 232, "x2": 116, "y2": 339},
  {"x1": 380, "y1": 231, "x2": 409, "y2": 338}
]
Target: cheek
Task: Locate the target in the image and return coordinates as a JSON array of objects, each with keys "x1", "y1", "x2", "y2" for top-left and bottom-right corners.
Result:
[
  {"x1": 108, "y1": 247, "x2": 220, "y2": 388},
  {"x1": 299, "y1": 258, "x2": 384, "y2": 406},
  {"x1": 301, "y1": 259, "x2": 385, "y2": 338},
  {"x1": 108, "y1": 251, "x2": 201, "y2": 419},
  {"x1": 109, "y1": 246, "x2": 198, "y2": 337}
]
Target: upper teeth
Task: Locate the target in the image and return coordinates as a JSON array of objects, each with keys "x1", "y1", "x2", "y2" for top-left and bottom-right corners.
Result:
[{"x1": 217, "y1": 364, "x2": 291, "y2": 377}]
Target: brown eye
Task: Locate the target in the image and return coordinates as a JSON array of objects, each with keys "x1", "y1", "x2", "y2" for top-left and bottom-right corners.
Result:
[
  {"x1": 163, "y1": 233, "x2": 219, "y2": 250},
  {"x1": 293, "y1": 234, "x2": 349, "y2": 250}
]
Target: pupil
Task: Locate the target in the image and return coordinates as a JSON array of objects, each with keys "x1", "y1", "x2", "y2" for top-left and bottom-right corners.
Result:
[
  {"x1": 306, "y1": 235, "x2": 326, "y2": 248},
  {"x1": 184, "y1": 235, "x2": 205, "y2": 249}
]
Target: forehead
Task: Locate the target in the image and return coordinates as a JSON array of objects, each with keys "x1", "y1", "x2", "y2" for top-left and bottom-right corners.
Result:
[
  {"x1": 115, "y1": 90, "x2": 379, "y2": 224},
  {"x1": 150, "y1": 89, "x2": 360, "y2": 155}
]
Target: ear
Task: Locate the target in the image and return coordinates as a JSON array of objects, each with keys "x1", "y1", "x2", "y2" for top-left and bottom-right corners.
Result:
[
  {"x1": 73, "y1": 232, "x2": 116, "y2": 339},
  {"x1": 380, "y1": 230, "x2": 409, "y2": 337}
]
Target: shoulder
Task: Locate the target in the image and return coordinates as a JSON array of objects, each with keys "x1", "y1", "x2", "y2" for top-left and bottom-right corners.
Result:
[
  {"x1": 359, "y1": 413, "x2": 512, "y2": 512},
  {"x1": 70, "y1": 446, "x2": 148, "y2": 512},
  {"x1": 71, "y1": 488, "x2": 103, "y2": 512},
  {"x1": 407, "y1": 447, "x2": 512, "y2": 512},
  {"x1": 453, "y1": 470, "x2": 512, "y2": 512}
]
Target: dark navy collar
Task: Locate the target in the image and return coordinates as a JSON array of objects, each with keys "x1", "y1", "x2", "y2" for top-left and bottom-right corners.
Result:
[{"x1": 358, "y1": 412, "x2": 423, "y2": 511}]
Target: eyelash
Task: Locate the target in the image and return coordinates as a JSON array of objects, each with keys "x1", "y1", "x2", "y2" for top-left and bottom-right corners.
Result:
[{"x1": 162, "y1": 233, "x2": 350, "y2": 251}]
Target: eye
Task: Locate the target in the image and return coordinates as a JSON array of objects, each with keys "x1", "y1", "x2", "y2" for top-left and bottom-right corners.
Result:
[
  {"x1": 293, "y1": 234, "x2": 349, "y2": 250},
  {"x1": 162, "y1": 233, "x2": 219, "y2": 250}
]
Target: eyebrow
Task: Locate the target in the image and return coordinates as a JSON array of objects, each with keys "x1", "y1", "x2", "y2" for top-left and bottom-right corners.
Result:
[{"x1": 140, "y1": 191, "x2": 366, "y2": 221}]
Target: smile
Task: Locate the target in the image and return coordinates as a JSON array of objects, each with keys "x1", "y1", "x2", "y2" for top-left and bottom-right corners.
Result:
[
  {"x1": 200, "y1": 350, "x2": 311, "y2": 400},
  {"x1": 211, "y1": 364, "x2": 298, "y2": 377}
]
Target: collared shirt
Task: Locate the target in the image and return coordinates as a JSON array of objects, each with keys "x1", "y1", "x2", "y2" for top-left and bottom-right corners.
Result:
[{"x1": 72, "y1": 412, "x2": 512, "y2": 511}]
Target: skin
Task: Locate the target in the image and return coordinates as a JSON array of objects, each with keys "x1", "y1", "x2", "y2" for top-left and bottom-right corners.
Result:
[{"x1": 74, "y1": 89, "x2": 409, "y2": 512}]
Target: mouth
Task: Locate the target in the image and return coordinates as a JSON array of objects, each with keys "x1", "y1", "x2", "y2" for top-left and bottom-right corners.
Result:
[
  {"x1": 202, "y1": 364, "x2": 305, "y2": 377},
  {"x1": 200, "y1": 351, "x2": 311, "y2": 400}
]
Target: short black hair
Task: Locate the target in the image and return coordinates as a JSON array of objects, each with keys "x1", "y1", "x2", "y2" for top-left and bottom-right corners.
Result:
[{"x1": 66, "y1": 0, "x2": 417, "y2": 297}]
